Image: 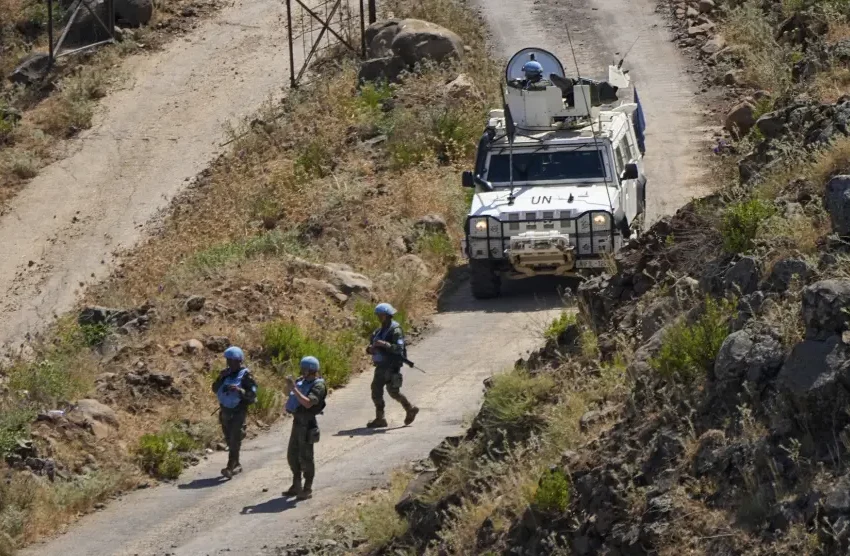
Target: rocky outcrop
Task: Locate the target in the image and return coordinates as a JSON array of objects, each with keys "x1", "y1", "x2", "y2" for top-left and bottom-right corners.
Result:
[
  {"x1": 826, "y1": 176, "x2": 850, "y2": 236},
  {"x1": 359, "y1": 19, "x2": 464, "y2": 83},
  {"x1": 801, "y1": 280, "x2": 850, "y2": 340}
]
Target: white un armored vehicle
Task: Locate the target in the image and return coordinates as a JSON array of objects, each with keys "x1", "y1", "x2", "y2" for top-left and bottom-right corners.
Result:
[{"x1": 461, "y1": 47, "x2": 648, "y2": 299}]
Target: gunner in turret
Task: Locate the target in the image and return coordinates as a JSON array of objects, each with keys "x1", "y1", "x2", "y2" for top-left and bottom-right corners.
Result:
[{"x1": 508, "y1": 60, "x2": 552, "y2": 91}]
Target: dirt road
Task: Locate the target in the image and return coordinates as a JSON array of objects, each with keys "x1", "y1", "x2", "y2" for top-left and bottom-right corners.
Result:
[
  {"x1": 0, "y1": 0, "x2": 292, "y2": 355},
  {"x1": 18, "y1": 0, "x2": 708, "y2": 553}
]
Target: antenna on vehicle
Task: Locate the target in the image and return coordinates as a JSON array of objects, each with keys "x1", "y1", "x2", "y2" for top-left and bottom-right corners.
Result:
[
  {"x1": 564, "y1": 22, "x2": 615, "y2": 214},
  {"x1": 617, "y1": 33, "x2": 641, "y2": 69},
  {"x1": 504, "y1": 103, "x2": 518, "y2": 205}
]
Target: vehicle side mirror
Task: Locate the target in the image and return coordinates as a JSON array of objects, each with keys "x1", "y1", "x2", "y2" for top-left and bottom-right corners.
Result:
[
  {"x1": 462, "y1": 171, "x2": 475, "y2": 188},
  {"x1": 622, "y1": 163, "x2": 639, "y2": 181}
]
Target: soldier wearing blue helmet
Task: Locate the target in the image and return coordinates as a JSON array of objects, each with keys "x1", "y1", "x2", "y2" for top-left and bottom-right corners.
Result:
[
  {"x1": 283, "y1": 355, "x2": 327, "y2": 500},
  {"x1": 365, "y1": 303, "x2": 419, "y2": 428},
  {"x1": 212, "y1": 346, "x2": 258, "y2": 478},
  {"x1": 508, "y1": 58, "x2": 553, "y2": 91}
]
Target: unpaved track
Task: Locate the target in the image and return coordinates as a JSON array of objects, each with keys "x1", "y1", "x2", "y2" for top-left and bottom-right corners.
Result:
[
  {"x1": 20, "y1": 0, "x2": 708, "y2": 553},
  {"x1": 23, "y1": 283, "x2": 564, "y2": 556},
  {"x1": 0, "y1": 0, "x2": 292, "y2": 353}
]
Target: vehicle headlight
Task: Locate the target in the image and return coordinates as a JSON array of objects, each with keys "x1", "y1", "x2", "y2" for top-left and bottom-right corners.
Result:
[
  {"x1": 593, "y1": 214, "x2": 609, "y2": 226},
  {"x1": 470, "y1": 217, "x2": 489, "y2": 235}
]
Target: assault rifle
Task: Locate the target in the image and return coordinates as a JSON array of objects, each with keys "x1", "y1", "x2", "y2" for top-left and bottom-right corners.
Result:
[{"x1": 402, "y1": 357, "x2": 427, "y2": 374}]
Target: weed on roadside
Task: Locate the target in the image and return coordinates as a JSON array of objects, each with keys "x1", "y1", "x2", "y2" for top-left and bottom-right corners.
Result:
[
  {"x1": 136, "y1": 425, "x2": 199, "y2": 479},
  {"x1": 263, "y1": 322, "x2": 357, "y2": 388}
]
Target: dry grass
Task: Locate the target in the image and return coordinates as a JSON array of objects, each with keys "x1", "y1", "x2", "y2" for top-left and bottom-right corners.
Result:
[
  {"x1": 722, "y1": 0, "x2": 799, "y2": 95},
  {"x1": 812, "y1": 66, "x2": 850, "y2": 104}
]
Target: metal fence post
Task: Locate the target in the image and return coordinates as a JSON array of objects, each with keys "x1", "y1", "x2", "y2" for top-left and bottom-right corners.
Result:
[
  {"x1": 286, "y1": 0, "x2": 297, "y2": 88},
  {"x1": 360, "y1": 0, "x2": 366, "y2": 57},
  {"x1": 368, "y1": 0, "x2": 376, "y2": 24}
]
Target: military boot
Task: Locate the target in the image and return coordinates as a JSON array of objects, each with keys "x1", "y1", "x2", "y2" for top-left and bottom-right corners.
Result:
[
  {"x1": 366, "y1": 410, "x2": 387, "y2": 428},
  {"x1": 297, "y1": 476, "x2": 313, "y2": 500},
  {"x1": 404, "y1": 406, "x2": 419, "y2": 426},
  {"x1": 284, "y1": 475, "x2": 303, "y2": 497}
]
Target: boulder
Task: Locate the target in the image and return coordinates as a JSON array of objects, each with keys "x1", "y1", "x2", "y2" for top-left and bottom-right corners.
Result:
[
  {"x1": 443, "y1": 74, "x2": 480, "y2": 100},
  {"x1": 701, "y1": 35, "x2": 726, "y2": 56},
  {"x1": 763, "y1": 258, "x2": 812, "y2": 292},
  {"x1": 640, "y1": 296, "x2": 678, "y2": 342},
  {"x1": 62, "y1": 0, "x2": 113, "y2": 47},
  {"x1": 327, "y1": 268, "x2": 373, "y2": 296},
  {"x1": 185, "y1": 295, "x2": 206, "y2": 312},
  {"x1": 825, "y1": 176, "x2": 850, "y2": 236},
  {"x1": 755, "y1": 111, "x2": 786, "y2": 139},
  {"x1": 414, "y1": 214, "x2": 448, "y2": 234},
  {"x1": 723, "y1": 256, "x2": 760, "y2": 295},
  {"x1": 778, "y1": 336, "x2": 850, "y2": 405},
  {"x1": 714, "y1": 330, "x2": 784, "y2": 382},
  {"x1": 365, "y1": 19, "x2": 402, "y2": 58},
  {"x1": 114, "y1": 0, "x2": 153, "y2": 26},
  {"x1": 825, "y1": 476, "x2": 850, "y2": 515},
  {"x1": 358, "y1": 56, "x2": 406, "y2": 84},
  {"x1": 183, "y1": 339, "x2": 204, "y2": 354},
  {"x1": 397, "y1": 254, "x2": 430, "y2": 280},
  {"x1": 391, "y1": 19, "x2": 464, "y2": 67},
  {"x1": 725, "y1": 100, "x2": 757, "y2": 138},
  {"x1": 722, "y1": 69, "x2": 742, "y2": 87},
  {"x1": 74, "y1": 399, "x2": 119, "y2": 427},
  {"x1": 802, "y1": 280, "x2": 850, "y2": 340},
  {"x1": 204, "y1": 336, "x2": 231, "y2": 352},
  {"x1": 699, "y1": 0, "x2": 716, "y2": 13},
  {"x1": 693, "y1": 429, "x2": 726, "y2": 476}
]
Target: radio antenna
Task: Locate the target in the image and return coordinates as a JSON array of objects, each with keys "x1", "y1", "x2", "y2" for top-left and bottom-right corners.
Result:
[
  {"x1": 564, "y1": 22, "x2": 615, "y2": 214},
  {"x1": 618, "y1": 33, "x2": 641, "y2": 68}
]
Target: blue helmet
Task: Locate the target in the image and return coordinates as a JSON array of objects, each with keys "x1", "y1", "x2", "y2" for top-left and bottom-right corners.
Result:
[
  {"x1": 522, "y1": 60, "x2": 544, "y2": 80},
  {"x1": 374, "y1": 302, "x2": 397, "y2": 316},
  {"x1": 224, "y1": 346, "x2": 244, "y2": 361},
  {"x1": 300, "y1": 355, "x2": 320, "y2": 371}
]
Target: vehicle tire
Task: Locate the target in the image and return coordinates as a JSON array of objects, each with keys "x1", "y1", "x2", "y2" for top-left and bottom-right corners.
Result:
[{"x1": 469, "y1": 259, "x2": 501, "y2": 299}]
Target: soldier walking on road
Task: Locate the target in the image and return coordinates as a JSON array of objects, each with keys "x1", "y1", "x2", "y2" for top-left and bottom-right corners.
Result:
[
  {"x1": 212, "y1": 346, "x2": 258, "y2": 478},
  {"x1": 366, "y1": 303, "x2": 419, "y2": 428},
  {"x1": 284, "y1": 356, "x2": 327, "y2": 500}
]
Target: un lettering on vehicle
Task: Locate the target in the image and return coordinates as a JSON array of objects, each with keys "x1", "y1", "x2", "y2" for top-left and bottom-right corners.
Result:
[{"x1": 531, "y1": 196, "x2": 552, "y2": 204}]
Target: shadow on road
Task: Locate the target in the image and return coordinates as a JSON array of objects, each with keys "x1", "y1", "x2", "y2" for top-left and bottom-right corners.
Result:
[
  {"x1": 241, "y1": 496, "x2": 299, "y2": 514},
  {"x1": 177, "y1": 477, "x2": 228, "y2": 490},
  {"x1": 437, "y1": 271, "x2": 580, "y2": 315},
  {"x1": 334, "y1": 425, "x2": 406, "y2": 437}
]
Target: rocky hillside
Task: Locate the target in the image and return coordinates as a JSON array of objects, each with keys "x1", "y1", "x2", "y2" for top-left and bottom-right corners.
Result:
[{"x1": 283, "y1": 1, "x2": 850, "y2": 555}]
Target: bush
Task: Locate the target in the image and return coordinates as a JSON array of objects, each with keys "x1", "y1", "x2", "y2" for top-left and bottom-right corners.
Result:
[
  {"x1": 80, "y1": 322, "x2": 111, "y2": 347},
  {"x1": 186, "y1": 230, "x2": 307, "y2": 275},
  {"x1": 481, "y1": 369, "x2": 555, "y2": 426},
  {"x1": 416, "y1": 231, "x2": 456, "y2": 265},
  {"x1": 136, "y1": 426, "x2": 198, "y2": 479},
  {"x1": 250, "y1": 384, "x2": 282, "y2": 421},
  {"x1": 544, "y1": 312, "x2": 577, "y2": 340},
  {"x1": 353, "y1": 300, "x2": 409, "y2": 340},
  {"x1": 7, "y1": 359, "x2": 83, "y2": 404},
  {"x1": 650, "y1": 296, "x2": 736, "y2": 383},
  {"x1": 534, "y1": 468, "x2": 570, "y2": 513},
  {"x1": 262, "y1": 322, "x2": 357, "y2": 388},
  {"x1": 0, "y1": 409, "x2": 36, "y2": 459},
  {"x1": 721, "y1": 198, "x2": 775, "y2": 254}
]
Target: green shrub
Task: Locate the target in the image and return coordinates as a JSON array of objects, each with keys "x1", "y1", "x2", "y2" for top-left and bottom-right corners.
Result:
[
  {"x1": 721, "y1": 198, "x2": 775, "y2": 254},
  {"x1": 430, "y1": 108, "x2": 478, "y2": 164},
  {"x1": 534, "y1": 468, "x2": 570, "y2": 513},
  {"x1": 250, "y1": 385, "x2": 282, "y2": 421},
  {"x1": 294, "y1": 140, "x2": 333, "y2": 178},
  {"x1": 482, "y1": 369, "x2": 555, "y2": 426},
  {"x1": 650, "y1": 296, "x2": 736, "y2": 383},
  {"x1": 0, "y1": 409, "x2": 36, "y2": 459},
  {"x1": 544, "y1": 312, "x2": 577, "y2": 340},
  {"x1": 262, "y1": 322, "x2": 356, "y2": 388},
  {"x1": 353, "y1": 300, "x2": 409, "y2": 340},
  {"x1": 357, "y1": 81, "x2": 394, "y2": 113},
  {"x1": 417, "y1": 231, "x2": 456, "y2": 265},
  {"x1": 136, "y1": 426, "x2": 198, "y2": 479},
  {"x1": 186, "y1": 230, "x2": 307, "y2": 274},
  {"x1": 80, "y1": 322, "x2": 111, "y2": 347},
  {"x1": 7, "y1": 359, "x2": 83, "y2": 404}
]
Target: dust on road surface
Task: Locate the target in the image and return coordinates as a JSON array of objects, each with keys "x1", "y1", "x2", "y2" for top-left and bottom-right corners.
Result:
[
  {"x1": 0, "y1": 0, "x2": 293, "y2": 354},
  {"x1": 18, "y1": 0, "x2": 710, "y2": 552},
  {"x1": 23, "y1": 282, "x2": 565, "y2": 556}
]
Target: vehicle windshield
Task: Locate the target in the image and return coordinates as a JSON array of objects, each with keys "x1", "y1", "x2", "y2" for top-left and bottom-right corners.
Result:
[{"x1": 485, "y1": 149, "x2": 607, "y2": 184}]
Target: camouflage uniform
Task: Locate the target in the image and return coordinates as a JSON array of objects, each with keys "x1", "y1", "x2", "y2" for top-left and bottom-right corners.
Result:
[
  {"x1": 286, "y1": 378, "x2": 327, "y2": 496},
  {"x1": 212, "y1": 368, "x2": 257, "y2": 472},
  {"x1": 369, "y1": 321, "x2": 417, "y2": 426}
]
